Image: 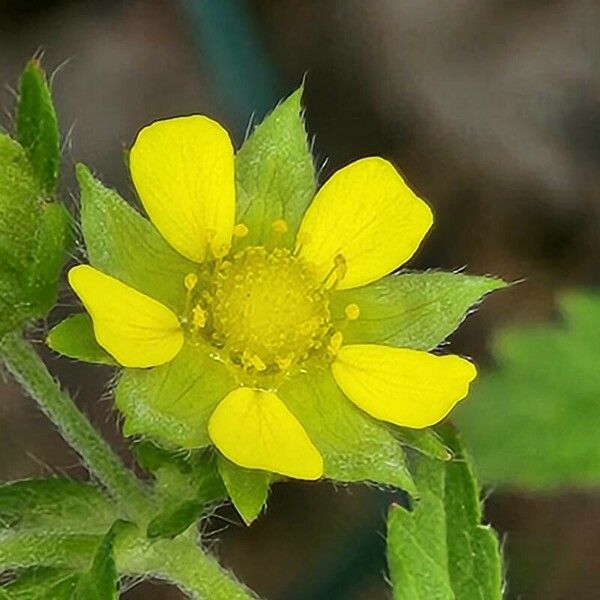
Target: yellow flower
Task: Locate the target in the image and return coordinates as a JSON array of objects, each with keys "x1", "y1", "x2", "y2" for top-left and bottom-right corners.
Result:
[{"x1": 68, "y1": 115, "x2": 476, "y2": 481}]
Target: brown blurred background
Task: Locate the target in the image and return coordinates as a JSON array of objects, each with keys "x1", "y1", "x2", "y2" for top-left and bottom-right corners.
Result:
[{"x1": 1, "y1": 1, "x2": 599, "y2": 598}]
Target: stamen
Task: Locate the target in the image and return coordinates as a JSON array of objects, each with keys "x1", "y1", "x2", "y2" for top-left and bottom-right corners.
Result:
[
  {"x1": 322, "y1": 254, "x2": 347, "y2": 290},
  {"x1": 327, "y1": 330, "x2": 344, "y2": 355},
  {"x1": 271, "y1": 219, "x2": 288, "y2": 235},
  {"x1": 233, "y1": 223, "x2": 249, "y2": 238},
  {"x1": 344, "y1": 303, "x2": 360, "y2": 321},
  {"x1": 184, "y1": 273, "x2": 198, "y2": 291},
  {"x1": 191, "y1": 305, "x2": 207, "y2": 329}
]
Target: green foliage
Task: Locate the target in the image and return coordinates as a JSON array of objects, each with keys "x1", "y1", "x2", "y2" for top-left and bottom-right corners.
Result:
[
  {"x1": 281, "y1": 369, "x2": 417, "y2": 494},
  {"x1": 387, "y1": 427, "x2": 502, "y2": 600},
  {"x1": 394, "y1": 428, "x2": 451, "y2": 461},
  {"x1": 0, "y1": 479, "x2": 117, "y2": 534},
  {"x1": 77, "y1": 164, "x2": 195, "y2": 313},
  {"x1": 16, "y1": 59, "x2": 60, "y2": 196},
  {"x1": 457, "y1": 290, "x2": 600, "y2": 489},
  {"x1": 116, "y1": 344, "x2": 234, "y2": 449},
  {"x1": 146, "y1": 501, "x2": 204, "y2": 540},
  {"x1": 47, "y1": 314, "x2": 116, "y2": 365},
  {"x1": 235, "y1": 87, "x2": 316, "y2": 246},
  {"x1": 217, "y1": 457, "x2": 271, "y2": 525},
  {"x1": 2, "y1": 567, "x2": 80, "y2": 599},
  {"x1": 135, "y1": 444, "x2": 226, "y2": 538},
  {"x1": 73, "y1": 521, "x2": 132, "y2": 600},
  {"x1": 332, "y1": 272, "x2": 506, "y2": 350},
  {"x1": 0, "y1": 60, "x2": 71, "y2": 339}
]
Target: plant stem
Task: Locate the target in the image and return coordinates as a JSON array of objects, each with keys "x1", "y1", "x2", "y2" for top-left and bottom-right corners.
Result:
[
  {"x1": 119, "y1": 536, "x2": 258, "y2": 600},
  {"x1": 0, "y1": 331, "x2": 153, "y2": 520}
]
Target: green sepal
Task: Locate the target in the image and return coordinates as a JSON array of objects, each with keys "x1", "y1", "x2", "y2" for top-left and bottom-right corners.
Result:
[
  {"x1": 47, "y1": 313, "x2": 116, "y2": 365},
  {"x1": 280, "y1": 368, "x2": 417, "y2": 495},
  {"x1": 217, "y1": 456, "x2": 271, "y2": 525},
  {"x1": 387, "y1": 426, "x2": 502, "y2": 600},
  {"x1": 73, "y1": 520, "x2": 134, "y2": 600},
  {"x1": 116, "y1": 344, "x2": 234, "y2": 449},
  {"x1": 1, "y1": 567, "x2": 80, "y2": 599},
  {"x1": 77, "y1": 163, "x2": 195, "y2": 313},
  {"x1": 332, "y1": 271, "x2": 507, "y2": 350},
  {"x1": 235, "y1": 86, "x2": 316, "y2": 246},
  {"x1": 457, "y1": 290, "x2": 600, "y2": 490},
  {"x1": 16, "y1": 58, "x2": 60, "y2": 196},
  {"x1": 394, "y1": 427, "x2": 451, "y2": 461}
]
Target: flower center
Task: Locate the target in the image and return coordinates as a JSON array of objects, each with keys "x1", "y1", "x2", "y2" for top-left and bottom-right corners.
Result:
[{"x1": 187, "y1": 246, "x2": 332, "y2": 379}]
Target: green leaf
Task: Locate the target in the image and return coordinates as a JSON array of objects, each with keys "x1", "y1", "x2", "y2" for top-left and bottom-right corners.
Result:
[
  {"x1": 331, "y1": 271, "x2": 506, "y2": 350},
  {"x1": 387, "y1": 427, "x2": 502, "y2": 600},
  {"x1": 281, "y1": 368, "x2": 417, "y2": 495},
  {"x1": 77, "y1": 163, "x2": 195, "y2": 313},
  {"x1": 116, "y1": 343, "x2": 234, "y2": 448},
  {"x1": 235, "y1": 87, "x2": 316, "y2": 246},
  {"x1": 217, "y1": 456, "x2": 271, "y2": 525},
  {"x1": 2, "y1": 567, "x2": 79, "y2": 599},
  {"x1": 146, "y1": 500, "x2": 203, "y2": 540},
  {"x1": 47, "y1": 314, "x2": 116, "y2": 365},
  {"x1": 73, "y1": 521, "x2": 132, "y2": 600},
  {"x1": 16, "y1": 59, "x2": 60, "y2": 196},
  {"x1": 457, "y1": 290, "x2": 600, "y2": 490},
  {"x1": 25, "y1": 202, "x2": 72, "y2": 314}
]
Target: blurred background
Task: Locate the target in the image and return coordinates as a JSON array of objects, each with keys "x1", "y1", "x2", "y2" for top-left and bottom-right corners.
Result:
[{"x1": 0, "y1": 0, "x2": 599, "y2": 598}]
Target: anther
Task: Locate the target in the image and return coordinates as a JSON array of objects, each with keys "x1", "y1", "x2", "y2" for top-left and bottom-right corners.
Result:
[
  {"x1": 271, "y1": 219, "x2": 288, "y2": 235},
  {"x1": 233, "y1": 223, "x2": 249, "y2": 238},
  {"x1": 344, "y1": 303, "x2": 360, "y2": 321},
  {"x1": 191, "y1": 305, "x2": 207, "y2": 329},
  {"x1": 184, "y1": 272, "x2": 198, "y2": 291},
  {"x1": 327, "y1": 330, "x2": 344, "y2": 355}
]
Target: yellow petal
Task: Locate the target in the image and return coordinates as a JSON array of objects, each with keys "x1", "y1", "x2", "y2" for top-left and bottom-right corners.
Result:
[
  {"x1": 297, "y1": 157, "x2": 433, "y2": 289},
  {"x1": 129, "y1": 116, "x2": 235, "y2": 263},
  {"x1": 331, "y1": 344, "x2": 477, "y2": 428},
  {"x1": 208, "y1": 388, "x2": 323, "y2": 480},
  {"x1": 68, "y1": 265, "x2": 183, "y2": 368}
]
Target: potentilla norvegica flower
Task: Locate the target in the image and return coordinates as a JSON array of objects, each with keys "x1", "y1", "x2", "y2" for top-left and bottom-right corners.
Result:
[{"x1": 66, "y1": 111, "x2": 477, "y2": 482}]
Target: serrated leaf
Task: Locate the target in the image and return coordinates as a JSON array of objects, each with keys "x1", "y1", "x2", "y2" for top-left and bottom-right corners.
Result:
[
  {"x1": 332, "y1": 271, "x2": 506, "y2": 351},
  {"x1": 235, "y1": 87, "x2": 316, "y2": 246},
  {"x1": 47, "y1": 313, "x2": 116, "y2": 365},
  {"x1": 281, "y1": 368, "x2": 417, "y2": 494},
  {"x1": 16, "y1": 59, "x2": 60, "y2": 196},
  {"x1": 116, "y1": 343, "x2": 234, "y2": 449},
  {"x1": 77, "y1": 163, "x2": 195, "y2": 313},
  {"x1": 73, "y1": 521, "x2": 132, "y2": 600},
  {"x1": 2, "y1": 567, "x2": 79, "y2": 599},
  {"x1": 217, "y1": 456, "x2": 270, "y2": 525},
  {"x1": 0, "y1": 479, "x2": 118, "y2": 534},
  {"x1": 387, "y1": 427, "x2": 502, "y2": 600},
  {"x1": 457, "y1": 290, "x2": 600, "y2": 489}
]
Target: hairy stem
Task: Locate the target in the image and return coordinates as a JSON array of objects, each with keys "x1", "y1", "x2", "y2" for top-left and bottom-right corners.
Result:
[
  {"x1": 120, "y1": 535, "x2": 258, "y2": 600},
  {"x1": 0, "y1": 331, "x2": 153, "y2": 520}
]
